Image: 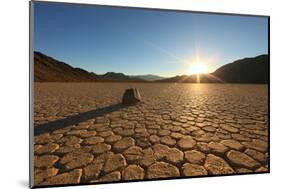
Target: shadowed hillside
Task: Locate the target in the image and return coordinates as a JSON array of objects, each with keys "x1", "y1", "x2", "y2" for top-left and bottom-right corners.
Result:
[
  {"x1": 34, "y1": 52, "x2": 98, "y2": 82},
  {"x1": 213, "y1": 54, "x2": 268, "y2": 83}
]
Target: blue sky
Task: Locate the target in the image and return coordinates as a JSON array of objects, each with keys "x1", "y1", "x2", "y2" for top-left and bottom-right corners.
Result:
[{"x1": 34, "y1": 2, "x2": 268, "y2": 76}]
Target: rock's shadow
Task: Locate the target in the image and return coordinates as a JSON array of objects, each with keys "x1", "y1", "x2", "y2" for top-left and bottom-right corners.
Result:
[{"x1": 34, "y1": 103, "x2": 128, "y2": 136}]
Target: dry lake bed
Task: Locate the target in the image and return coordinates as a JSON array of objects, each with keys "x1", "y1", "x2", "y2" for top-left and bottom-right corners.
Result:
[{"x1": 33, "y1": 83, "x2": 269, "y2": 186}]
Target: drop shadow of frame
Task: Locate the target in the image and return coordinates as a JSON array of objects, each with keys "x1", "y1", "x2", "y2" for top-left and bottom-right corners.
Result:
[{"x1": 34, "y1": 103, "x2": 129, "y2": 136}]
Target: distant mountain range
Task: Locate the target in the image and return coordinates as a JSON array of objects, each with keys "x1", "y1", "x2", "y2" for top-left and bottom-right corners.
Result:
[
  {"x1": 131, "y1": 74, "x2": 166, "y2": 81},
  {"x1": 99, "y1": 72, "x2": 144, "y2": 82},
  {"x1": 34, "y1": 51, "x2": 268, "y2": 83}
]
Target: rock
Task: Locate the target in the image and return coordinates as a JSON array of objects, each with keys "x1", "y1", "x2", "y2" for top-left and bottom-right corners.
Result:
[
  {"x1": 166, "y1": 148, "x2": 184, "y2": 164},
  {"x1": 60, "y1": 152, "x2": 94, "y2": 170},
  {"x1": 123, "y1": 146, "x2": 143, "y2": 163},
  {"x1": 160, "y1": 136, "x2": 176, "y2": 147},
  {"x1": 103, "y1": 154, "x2": 127, "y2": 173},
  {"x1": 220, "y1": 139, "x2": 244, "y2": 151},
  {"x1": 41, "y1": 169, "x2": 82, "y2": 185},
  {"x1": 245, "y1": 149, "x2": 267, "y2": 163},
  {"x1": 177, "y1": 136, "x2": 196, "y2": 150},
  {"x1": 122, "y1": 165, "x2": 145, "y2": 180},
  {"x1": 122, "y1": 88, "x2": 141, "y2": 105},
  {"x1": 92, "y1": 143, "x2": 111, "y2": 154},
  {"x1": 82, "y1": 136, "x2": 104, "y2": 145},
  {"x1": 184, "y1": 150, "x2": 205, "y2": 165},
  {"x1": 34, "y1": 155, "x2": 59, "y2": 169},
  {"x1": 207, "y1": 142, "x2": 228, "y2": 156},
  {"x1": 147, "y1": 162, "x2": 180, "y2": 179},
  {"x1": 225, "y1": 150, "x2": 261, "y2": 170},
  {"x1": 204, "y1": 154, "x2": 234, "y2": 175},
  {"x1": 182, "y1": 163, "x2": 208, "y2": 176},
  {"x1": 113, "y1": 137, "x2": 135, "y2": 152}
]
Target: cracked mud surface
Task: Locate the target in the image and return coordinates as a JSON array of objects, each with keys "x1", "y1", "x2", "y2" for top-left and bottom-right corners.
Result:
[{"x1": 33, "y1": 83, "x2": 268, "y2": 186}]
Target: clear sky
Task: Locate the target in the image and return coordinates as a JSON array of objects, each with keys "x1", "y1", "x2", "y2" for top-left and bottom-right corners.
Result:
[{"x1": 34, "y1": 2, "x2": 268, "y2": 77}]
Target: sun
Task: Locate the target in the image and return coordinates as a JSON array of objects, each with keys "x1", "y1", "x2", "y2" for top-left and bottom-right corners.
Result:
[{"x1": 188, "y1": 62, "x2": 208, "y2": 75}]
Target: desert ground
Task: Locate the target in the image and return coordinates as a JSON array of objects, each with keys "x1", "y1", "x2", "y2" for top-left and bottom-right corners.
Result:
[{"x1": 33, "y1": 83, "x2": 269, "y2": 186}]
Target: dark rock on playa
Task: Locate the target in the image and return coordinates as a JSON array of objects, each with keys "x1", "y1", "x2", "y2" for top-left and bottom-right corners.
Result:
[{"x1": 122, "y1": 88, "x2": 141, "y2": 105}]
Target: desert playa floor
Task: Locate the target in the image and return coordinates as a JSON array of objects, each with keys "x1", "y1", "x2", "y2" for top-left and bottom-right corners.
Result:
[{"x1": 33, "y1": 83, "x2": 269, "y2": 186}]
